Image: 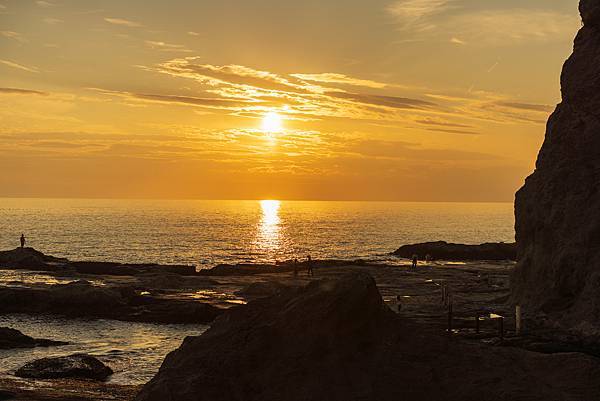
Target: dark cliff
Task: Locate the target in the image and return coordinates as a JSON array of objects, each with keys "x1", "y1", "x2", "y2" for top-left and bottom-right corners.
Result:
[{"x1": 513, "y1": 0, "x2": 600, "y2": 334}]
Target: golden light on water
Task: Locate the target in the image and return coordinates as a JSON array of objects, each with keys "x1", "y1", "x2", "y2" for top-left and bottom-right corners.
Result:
[
  {"x1": 255, "y1": 200, "x2": 282, "y2": 254},
  {"x1": 260, "y1": 199, "x2": 280, "y2": 227}
]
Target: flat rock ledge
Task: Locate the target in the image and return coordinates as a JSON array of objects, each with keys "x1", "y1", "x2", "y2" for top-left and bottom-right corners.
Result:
[{"x1": 393, "y1": 241, "x2": 516, "y2": 261}]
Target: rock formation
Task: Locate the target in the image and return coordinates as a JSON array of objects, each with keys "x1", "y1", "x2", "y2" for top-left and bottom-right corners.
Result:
[
  {"x1": 0, "y1": 280, "x2": 223, "y2": 324},
  {"x1": 512, "y1": 0, "x2": 600, "y2": 333},
  {"x1": 136, "y1": 273, "x2": 600, "y2": 401},
  {"x1": 15, "y1": 354, "x2": 113, "y2": 381},
  {"x1": 0, "y1": 327, "x2": 67, "y2": 349},
  {"x1": 393, "y1": 241, "x2": 516, "y2": 261},
  {"x1": 0, "y1": 247, "x2": 196, "y2": 276}
]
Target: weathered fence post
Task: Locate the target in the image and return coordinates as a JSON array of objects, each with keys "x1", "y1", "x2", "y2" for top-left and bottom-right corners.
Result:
[
  {"x1": 447, "y1": 296, "x2": 453, "y2": 333},
  {"x1": 515, "y1": 305, "x2": 522, "y2": 335}
]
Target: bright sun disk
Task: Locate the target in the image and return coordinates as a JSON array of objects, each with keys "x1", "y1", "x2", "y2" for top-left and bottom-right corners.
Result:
[{"x1": 261, "y1": 111, "x2": 283, "y2": 133}]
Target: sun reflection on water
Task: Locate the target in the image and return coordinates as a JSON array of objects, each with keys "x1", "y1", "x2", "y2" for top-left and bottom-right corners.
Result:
[{"x1": 254, "y1": 200, "x2": 282, "y2": 257}]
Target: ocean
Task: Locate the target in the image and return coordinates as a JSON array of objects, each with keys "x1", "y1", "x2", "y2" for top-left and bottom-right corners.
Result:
[
  {"x1": 0, "y1": 198, "x2": 515, "y2": 267},
  {"x1": 0, "y1": 198, "x2": 515, "y2": 385}
]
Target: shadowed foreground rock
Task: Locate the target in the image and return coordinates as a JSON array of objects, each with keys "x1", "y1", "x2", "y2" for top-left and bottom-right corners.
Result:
[
  {"x1": 15, "y1": 354, "x2": 113, "y2": 381},
  {"x1": 0, "y1": 327, "x2": 67, "y2": 349},
  {"x1": 393, "y1": 241, "x2": 516, "y2": 261},
  {"x1": 0, "y1": 280, "x2": 222, "y2": 324},
  {"x1": 136, "y1": 272, "x2": 600, "y2": 401},
  {"x1": 512, "y1": 0, "x2": 600, "y2": 335}
]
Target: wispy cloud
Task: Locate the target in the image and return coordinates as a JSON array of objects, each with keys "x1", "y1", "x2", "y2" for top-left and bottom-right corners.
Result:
[
  {"x1": 145, "y1": 58, "x2": 439, "y2": 122},
  {"x1": 0, "y1": 30, "x2": 27, "y2": 43},
  {"x1": 388, "y1": 2, "x2": 579, "y2": 45},
  {"x1": 0, "y1": 59, "x2": 39, "y2": 73},
  {"x1": 0, "y1": 87, "x2": 48, "y2": 95},
  {"x1": 43, "y1": 17, "x2": 63, "y2": 24},
  {"x1": 104, "y1": 17, "x2": 142, "y2": 27},
  {"x1": 144, "y1": 40, "x2": 191, "y2": 53},
  {"x1": 387, "y1": 0, "x2": 454, "y2": 31},
  {"x1": 291, "y1": 73, "x2": 388, "y2": 89},
  {"x1": 36, "y1": 1, "x2": 55, "y2": 8}
]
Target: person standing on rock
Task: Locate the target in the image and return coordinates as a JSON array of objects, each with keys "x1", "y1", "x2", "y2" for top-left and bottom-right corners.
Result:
[
  {"x1": 411, "y1": 254, "x2": 418, "y2": 269},
  {"x1": 20, "y1": 234, "x2": 25, "y2": 248},
  {"x1": 307, "y1": 255, "x2": 314, "y2": 276},
  {"x1": 293, "y1": 259, "x2": 299, "y2": 277}
]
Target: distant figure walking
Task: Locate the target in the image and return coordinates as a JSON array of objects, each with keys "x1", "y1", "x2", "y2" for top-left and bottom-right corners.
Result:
[
  {"x1": 293, "y1": 258, "x2": 299, "y2": 277},
  {"x1": 20, "y1": 234, "x2": 26, "y2": 248},
  {"x1": 307, "y1": 255, "x2": 314, "y2": 277},
  {"x1": 411, "y1": 254, "x2": 418, "y2": 269}
]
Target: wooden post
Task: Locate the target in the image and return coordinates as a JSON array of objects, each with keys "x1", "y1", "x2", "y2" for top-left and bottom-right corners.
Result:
[
  {"x1": 475, "y1": 315, "x2": 480, "y2": 334},
  {"x1": 442, "y1": 285, "x2": 446, "y2": 305},
  {"x1": 515, "y1": 305, "x2": 522, "y2": 335},
  {"x1": 447, "y1": 298, "x2": 453, "y2": 333}
]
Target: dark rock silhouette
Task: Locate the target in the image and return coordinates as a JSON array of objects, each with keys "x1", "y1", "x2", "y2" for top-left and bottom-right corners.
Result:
[
  {"x1": 234, "y1": 281, "x2": 291, "y2": 300},
  {"x1": 393, "y1": 241, "x2": 516, "y2": 261},
  {"x1": 0, "y1": 280, "x2": 222, "y2": 324},
  {"x1": 15, "y1": 353, "x2": 113, "y2": 381},
  {"x1": 0, "y1": 327, "x2": 67, "y2": 349},
  {"x1": 0, "y1": 248, "x2": 68, "y2": 271},
  {"x1": 135, "y1": 273, "x2": 600, "y2": 401},
  {"x1": 0, "y1": 390, "x2": 16, "y2": 400},
  {"x1": 0, "y1": 247, "x2": 195, "y2": 276},
  {"x1": 512, "y1": 0, "x2": 600, "y2": 334}
]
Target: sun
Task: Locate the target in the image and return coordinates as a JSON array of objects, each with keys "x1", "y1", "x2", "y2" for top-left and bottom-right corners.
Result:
[{"x1": 261, "y1": 111, "x2": 283, "y2": 133}]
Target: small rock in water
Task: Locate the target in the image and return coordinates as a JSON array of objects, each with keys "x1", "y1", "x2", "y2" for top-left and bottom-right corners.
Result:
[
  {"x1": 15, "y1": 353, "x2": 113, "y2": 381},
  {"x1": 0, "y1": 327, "x2": 67, "y2": 349}
]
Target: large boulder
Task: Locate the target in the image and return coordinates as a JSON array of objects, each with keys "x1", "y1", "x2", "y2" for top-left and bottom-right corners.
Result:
[
  {"x1": 15, "y1": 353, "x2": 113, "y2": 380},
  {"x1": 136, "y1": 272, "x2": 600, "y2": 401},
  {"x1": 393, "y1": 241, "x2": 516, "y2": 261},
  {"x1": 0, "y1": 327, "x2": 67, "y2": 349},
  {"x1": 512, "y1": 1, "x2": 600, "y2": 334}
]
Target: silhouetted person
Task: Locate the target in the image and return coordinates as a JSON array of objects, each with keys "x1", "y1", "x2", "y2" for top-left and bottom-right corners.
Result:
[
  {"x1": 20, "y1": 234, "x2": 25, "y2": 249},
  {"x1": 307, "y1": 255, "x2": 314, "y2": 276},
  {"x1": 411, "y1": 254, "x2": 418, "y2": 269},
  {"x1": 293, "y1": 259, "x2": 299, "y2": 277}
]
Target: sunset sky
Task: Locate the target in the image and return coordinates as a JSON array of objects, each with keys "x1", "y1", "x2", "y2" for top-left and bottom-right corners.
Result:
[{"x1": 0, "y1": 0, "x2": 580, "y2": 201}]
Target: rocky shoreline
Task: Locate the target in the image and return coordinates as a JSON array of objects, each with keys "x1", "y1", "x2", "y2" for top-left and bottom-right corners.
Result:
[{"x1": 0, "y1": 243, "x2": 599, "y2": 400}]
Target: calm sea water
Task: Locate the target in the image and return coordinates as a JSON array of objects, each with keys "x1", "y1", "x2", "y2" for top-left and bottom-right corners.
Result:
[
  {"x1": 0, "y1": 199, "x2": 514, "y2": 386},
  {"x1": 0, "y1": 314, "x2": 206, "y2": 385},
  {"x1": 0, "y1": 198, "x2": 515, "y2": 267}
]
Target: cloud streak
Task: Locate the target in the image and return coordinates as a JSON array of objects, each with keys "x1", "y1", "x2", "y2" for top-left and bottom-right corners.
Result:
[
  {"x1": 104, "y1": 17, "x2": 142, "y2": 27},
  {"x1": 0, "y1": 87, "x2": 48, "y2": 95},
  {"x1": 0, "y1": 59, "x2": 39, "y2": 73},
  {"x1": 388, "y1": 2, "x2": 580, "y2": 45}
]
